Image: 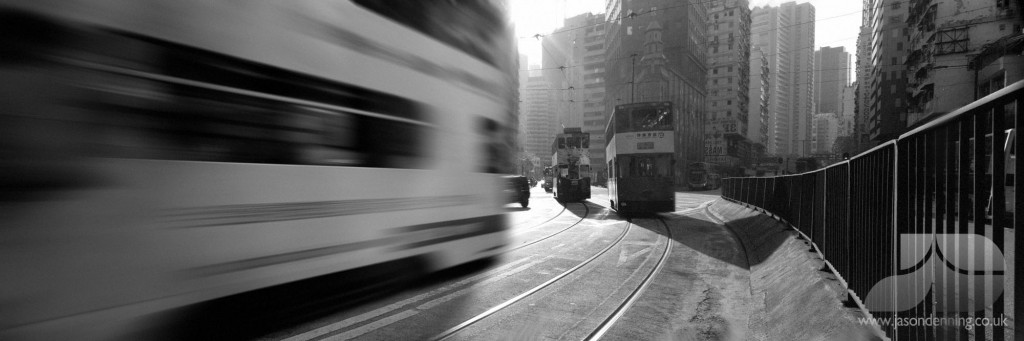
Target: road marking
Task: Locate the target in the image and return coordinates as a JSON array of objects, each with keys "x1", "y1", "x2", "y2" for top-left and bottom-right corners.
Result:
[
  {"x1": 282, "y1": 256, "x2": 535, "y2": 341},
  {"x1": 617, "y1": 246, "x2": 653, "y2": 267},
  {"x1": 323, "y1": 310, "x2": 418, "y2": 340},
  {"x1": 552, "y1": 243, "x2": 565, "y2": 249}
]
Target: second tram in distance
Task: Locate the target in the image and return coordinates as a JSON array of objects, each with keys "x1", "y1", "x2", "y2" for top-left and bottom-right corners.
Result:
[
  {"x1": 551, "y1": 127, "x2": 591, "y2": 202},
  {"x1": 606, "y1": 102, "x2": 676, "y2": 213},
  {"x1": 686, "y1": 162, "x2": 722, "y2": 190}
]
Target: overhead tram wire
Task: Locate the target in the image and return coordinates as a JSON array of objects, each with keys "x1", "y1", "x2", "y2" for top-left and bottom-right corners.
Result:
[
  {"x1": 518, "y1": 1, "x2": 1008, "y2": 93},
  {"x1": 518, "y1": 0, "x2": 893, "y2": 42},
  {"x1": 517, "y1": 1, "x2": 891, "y2": 75}
]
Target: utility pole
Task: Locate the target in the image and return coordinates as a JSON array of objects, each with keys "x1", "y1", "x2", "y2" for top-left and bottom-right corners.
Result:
[{"x1": 630, "y1": 53, "x2": 638, "y2": 103}]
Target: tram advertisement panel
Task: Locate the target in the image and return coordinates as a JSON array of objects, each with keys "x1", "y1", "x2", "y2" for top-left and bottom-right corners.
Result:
[{"x1": 615, "y1": 131, "x2": 674, "y2": 154}]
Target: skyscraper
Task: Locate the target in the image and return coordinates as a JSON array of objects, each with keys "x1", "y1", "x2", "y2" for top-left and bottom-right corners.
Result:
[
  {"x1": 814, "y1": 46, "x2": 850, "y2": 115},
  {"x1": 705, "y1": 0, "x2": 752, "y2": 172},
  {"x1": 542, "y1": 12, "x2": 609, "y2": 182},
  {"x1": 750, "y1": 1, "x2": 815, "y2": 156},
  {"x1": 866, "y1": 0, "x2": 908, "y2": 142},
  {"x1": 522, "y1": 71, "x2": 558, "y2": 167},
  {"x1": 747, "y1": 46, "x2": 771, "y2": 152}
]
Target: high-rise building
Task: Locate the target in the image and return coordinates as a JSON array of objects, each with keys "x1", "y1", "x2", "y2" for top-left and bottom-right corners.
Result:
[
  {"x1": 542, "y1": 12, "x2": 609, "y2": 182},
  {"x1": 905, "y1": 0, "x2": 1023, "y2": 126},
  {"x1": 705, "y1": 0, "x2": 752, "y2": 172},
  {"x1": 811, "y1": 113, "x2": 839, "y2": 155},
  {"x1": 604, "y1": 0, "x2": 708, "y2": 183},
  {"x1": 814, "y1": 46, "x2": 850, "y2": 115},
  {"x1": 522, "y1": 72, "x2": 558, "y2": 167},
  {"x1": 750, "y1": 1, "x2": 815, "y2": 156},
  {"x1": 747, "y1": 46, "x2": 771, "y2": 152},
  {"x1": 866, "y1": 0, "x2": 908, "y2": 142},
  {"x1": 855, "y1": 21, "x2": 872, "y2": 149},
  {"x1": 839, "y1": 84, "x2": 856, "y2": 137}
]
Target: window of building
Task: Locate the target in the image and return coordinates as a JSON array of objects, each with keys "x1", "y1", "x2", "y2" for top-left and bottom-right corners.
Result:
[
  {"x1": 935, "y1": 27, "x2": 969, "y2": 55},
  {"x1": 891, "y1": 2, "x2": 901, "y2": 9}
]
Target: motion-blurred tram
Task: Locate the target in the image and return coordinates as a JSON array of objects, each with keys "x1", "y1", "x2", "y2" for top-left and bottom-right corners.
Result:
[
  {"x1": 0, "y1": 1, "x2": 515, "y2": 340},
  {"x1": 606, "y1": 102, "x2": 676, "y2": 213},
  {"x1": 551, "y1": 127, "x2": 591, "y2": 202}
]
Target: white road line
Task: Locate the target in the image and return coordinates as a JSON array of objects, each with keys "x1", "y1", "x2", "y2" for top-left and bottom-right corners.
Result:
[{"x1": 322, "y1": 310, "x2": 418, "y2": 341}]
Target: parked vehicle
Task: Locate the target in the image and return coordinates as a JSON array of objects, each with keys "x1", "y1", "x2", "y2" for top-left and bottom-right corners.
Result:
[{"x1": 505, "y1": 175, "x2": 531, "y2": 207}]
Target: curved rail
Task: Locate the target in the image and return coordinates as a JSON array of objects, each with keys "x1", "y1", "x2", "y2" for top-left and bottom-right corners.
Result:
[
  {"x1": 584, "y1": 217, "x2": 672, "y2": 340},
  {"x1": 506, "y1": 202, "x2": 591, "y2": 253},
  {"x1": 428, "y1": 217, "x2": 631, "y2": 341}
]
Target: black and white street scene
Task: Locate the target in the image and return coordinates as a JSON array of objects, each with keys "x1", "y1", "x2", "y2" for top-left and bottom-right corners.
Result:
[{"x1": 0, "y1": 0, "x2": 1019, "y2": 340}]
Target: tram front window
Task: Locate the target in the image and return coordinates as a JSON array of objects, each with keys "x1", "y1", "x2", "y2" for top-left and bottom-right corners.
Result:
[
  {"x1": 632, "y1": 108, "x2": 672, "y2": 130},
  {"x1": 623, "y1": 155, "x2": 670, "y2": 177}
]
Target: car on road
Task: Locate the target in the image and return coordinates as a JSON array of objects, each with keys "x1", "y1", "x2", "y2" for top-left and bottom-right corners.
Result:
[{"x1": 504, "y1": 175, "x2": 531, "y2": 207}]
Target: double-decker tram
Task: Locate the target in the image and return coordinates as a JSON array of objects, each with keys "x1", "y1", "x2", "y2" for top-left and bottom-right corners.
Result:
[
  {"x1": 686, "y1": 162, "x2": 722, "y2": 190},
  {"x1": 0, "y1": 1, "x2": 515, "y2": 340},
  {"x1": 606, "y1": 102, "x2": 676, "y2": 213},
  {"x1": 550, "y1": 128, "x2": 591, "y2": 202}
]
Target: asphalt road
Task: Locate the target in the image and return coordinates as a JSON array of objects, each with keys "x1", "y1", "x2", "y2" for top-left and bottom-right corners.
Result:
[{"x1": 259, "y1": 185, "x2": 753, "y2": 341}]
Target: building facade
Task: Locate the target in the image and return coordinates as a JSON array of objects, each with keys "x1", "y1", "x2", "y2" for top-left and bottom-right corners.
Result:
[
  {"x1": 522, "y1": 72, "x2": 558, "y2": 168},
  {"x1": 705, "y1": 0, "x2": 752, "y2": 173},
  {"x1": 811, "y1": 113, "x2": 840, "y2": 155},
  {"x1": 905, "y1": 0, "x2": 1023, "y2": 126},
  {"x1": 543, "y1": 13, "x2": 610, "y2": 182},
  {"x1": 747, "y1": 46, "x2": 771, "y2": 153},
  {"x1": 814, "y1": 46, "x2": 850, "y2": 115},
  {"x1": 866, "y1": 0, "x2": 909, "y2": 142},
  {"x1": 604, "y1": 0, "x2": 708, "y2": 184},
  {"x1": 750, "y1": 1, "x2": 815, "y2": 156},
  {"x1": 855, "y1": 21, "x2": 873, "y2": 148}
]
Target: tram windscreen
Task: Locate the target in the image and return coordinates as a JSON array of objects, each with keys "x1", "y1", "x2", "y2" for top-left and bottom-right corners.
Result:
[
  {"x1": 632, "y1": 107, "x2": 672, "y2": 130},
  {"x1": 622, "y1": 155, "x2": 671, "y2": 177}
]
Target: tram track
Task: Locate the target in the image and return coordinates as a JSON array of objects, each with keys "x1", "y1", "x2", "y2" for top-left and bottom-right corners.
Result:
[
  {"x1": 511, "y1": 205, "x2": 567, "y2": 232},
  {"x1": 506, "y1": 202, "x2": 590, "y2": 253},
  {"x1": 280, "y1": 200, "x2": 609, "y2": 341},
  {"x1": 583, "y1": 217, "x2": 672, "y2": 341},
  {"x1": 429, "y1": 216, "x2": 674, "y2": 341}
]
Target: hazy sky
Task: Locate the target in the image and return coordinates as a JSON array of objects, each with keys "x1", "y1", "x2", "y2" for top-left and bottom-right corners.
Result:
[{"x1": 511, "y1": 0, "x2": 863, "y2": 69}]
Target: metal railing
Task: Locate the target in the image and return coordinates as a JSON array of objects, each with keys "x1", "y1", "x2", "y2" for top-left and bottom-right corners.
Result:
[{"x1": 723, "y1": 80, "x2": 1020, "y2": 340}]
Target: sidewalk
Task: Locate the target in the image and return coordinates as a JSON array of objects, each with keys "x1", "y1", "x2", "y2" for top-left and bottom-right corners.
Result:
[{"x1": 707, "y1": 199, "x2": 886, "y2": 341}]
